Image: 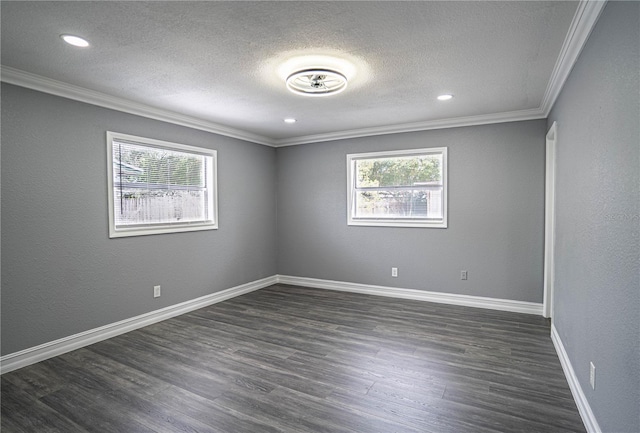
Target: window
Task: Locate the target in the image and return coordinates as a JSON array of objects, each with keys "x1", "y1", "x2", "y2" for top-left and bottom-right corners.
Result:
[
  {"x1": 347, "y1": 148, "x2": 447, "y2": 228},
  {"x1": 107, "y1": 131, "x2": 218, "y2": 238}
]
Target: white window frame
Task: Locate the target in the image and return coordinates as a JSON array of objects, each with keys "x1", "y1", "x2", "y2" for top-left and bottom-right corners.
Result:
[
  {"x1": 347, "y1": 147, "x2": 448, "y2": 228},
  {"x1": 107, "y1": 131, "x2": 218, "y2": 238}
]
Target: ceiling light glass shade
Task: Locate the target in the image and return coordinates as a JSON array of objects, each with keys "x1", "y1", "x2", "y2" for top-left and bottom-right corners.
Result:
[
  {"x1": 60, "y1": 34, "x2": 90, "y2": 47},
  {"x1": 286, "y1": 69, "x2": 347, "y2": 97}
]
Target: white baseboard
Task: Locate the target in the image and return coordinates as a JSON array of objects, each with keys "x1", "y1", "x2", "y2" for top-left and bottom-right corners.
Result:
[
  {"x1": 0, "y1": 274, "x2": 543, "y2": 374},
  {"x1": 276, "y1": 275, "x2": 543, "y2": 315},
  {"x1": 0, "y1": 275, "x2": 277, "y2": 375},
  {"x1": 551, "y1": 324, "x2": 601, "y2": 433},
  {"x1": 3, "y1": 273, "x2": 594, "y2": 433}
]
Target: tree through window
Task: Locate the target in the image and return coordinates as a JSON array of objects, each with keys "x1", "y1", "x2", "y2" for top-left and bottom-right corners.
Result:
[
  {"x1": 347, "y1": 148, "x2": 447, "y2": 228},
  {"x1": 107, "y1": 132, "x2": 218, "y2": 238}
]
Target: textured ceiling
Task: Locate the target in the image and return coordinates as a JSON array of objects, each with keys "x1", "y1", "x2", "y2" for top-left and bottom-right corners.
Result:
[{"x1": 1, "y1": 1, "x2": 579, "y2": 143}]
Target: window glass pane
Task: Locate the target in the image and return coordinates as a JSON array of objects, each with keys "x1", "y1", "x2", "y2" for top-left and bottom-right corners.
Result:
[
  {"x1": 114, "y1": 141, "x2": 206, "y2": 188},
  {"x1": 355, "y1": 154, "x2": 442, "y2": 188},
  {"x1": 114, "y1": 189, "x2": 207, "y2": 226},
  {"x1": 108, "y1": 132, "x2": 217, "y2": 237},
  {"x1": 347, "y1": 148, "x2": 447, "y2": 228},
  {"x1": 113, "y1": 140, "x2": 211, "y2": 227},
  {"x1": 354, "y1": 187, "x2": 443, "y2": 219}
]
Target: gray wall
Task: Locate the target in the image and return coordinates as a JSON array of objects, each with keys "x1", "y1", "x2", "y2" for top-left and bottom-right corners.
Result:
[
  {"x1": 547, "y1": 2, "x2": 639, "y2": 432},
  {"x1": 1, "y1": 84, "x2": 278, "y2": 355},
  {"x1": 4, "y1": 7, "x2": 636, "y2": 428},
  {"x1": 277, "y1": 120, "x2": 546, "y2": 303}
]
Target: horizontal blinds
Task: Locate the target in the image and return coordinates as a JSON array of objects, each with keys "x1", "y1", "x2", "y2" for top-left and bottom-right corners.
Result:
[
  {"x1": 113, "y1": 139, "x2": 206, "y2": 189},
  {"x1": 112, "y1": 139, "x2": 212, "y2": 227}
]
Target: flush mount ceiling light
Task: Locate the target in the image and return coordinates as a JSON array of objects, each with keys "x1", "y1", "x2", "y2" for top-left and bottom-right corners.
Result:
[
  {"x1": 284, "y1": 118, "x2": 297, "y2": 123},
  {"x1": 437, "y1": 94, "x2": 454, "y2": 101},
  {"x1": 286, "y1": 68, "x2": 348, "y2": 97},
  {"x1": 60, "y1": 34, "x2": 90, "y2": 47}
]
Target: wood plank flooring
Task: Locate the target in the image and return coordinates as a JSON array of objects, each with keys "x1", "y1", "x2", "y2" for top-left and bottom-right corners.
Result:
[{"x1": 1, "y1": 284, "x2": 586, "y2": 432}]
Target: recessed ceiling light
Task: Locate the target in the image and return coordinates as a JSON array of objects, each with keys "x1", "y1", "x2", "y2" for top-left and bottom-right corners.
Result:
[
  {"x1": 286, "y1": 68, "x2": 347, "y2": 97},
  {"x1": 284, "y1": 118, "x2": 297, "y2": 124},
  {"x1": 60, "y1": 34, "x2": 90, "y2": 48},
  {"x1": 437, "y1": 94, "x2": 454, "y2": 101}
]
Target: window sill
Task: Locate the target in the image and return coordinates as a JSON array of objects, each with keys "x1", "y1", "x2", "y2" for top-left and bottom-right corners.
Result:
[
  {"x1": 348, "y1": 219, "x2": 447, "y2": 228},
  {"x1": 109, "y1": 222, "x2": 218, "y2": 238}
]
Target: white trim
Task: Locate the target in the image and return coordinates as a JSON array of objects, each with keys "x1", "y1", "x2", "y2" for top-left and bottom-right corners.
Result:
[
  {"x1": 0, "y1": 66, "x2": 275, "y2": 147},
  {"x1": 277, "y1": 275, "x2": 542, "y2": 315},
  {"x1": 278, "y1": 0, "x2": 603, "y2": 149},
  {"x1": 106, "y1": 131, "x2": 219, "y2": 238},
  {"x1": 543, "y1": 122, "x2": 558, "y2": 318},
  {"x1": 346, "y1": 147, "x2": 448, "y2": 229},
  {"x1": 274, "y1": 108, "x2": 546, "y2": 147},
  {"x1": 551, "y1": 324, "x2": 601, "y2": 433},
  {"x1": 1, "y1": 65, "x2": 548, "y2": 148},
  {"x1": 0, "y1": 275, "x2": 277, "y2": 375},
  {"x1": 2, "y1": 0, "x2": 604, "y2": 153},
  {"x1": 0, "y1": 272, "x2": 594, "y2": 433},
  {"x1": 541, "y1": 1, "x2": 608, "y2": 116},
  {"x1": 0, "y1": 273, "x2": 542, "y2": 375}
]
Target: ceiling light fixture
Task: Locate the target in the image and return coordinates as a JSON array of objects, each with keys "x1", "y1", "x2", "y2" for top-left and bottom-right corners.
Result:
[
  {"x1": 437, "y1": 94, "x2": 454, "y2": 101},
  {"x1": 286, "y1": 68, "x2": 347, "y2": 97},
  {"x1": 60, "y1": 34, "x2": 90, "y2": 48},
  {"x1": 284, "y1": 118, "x2": 297, "y2": 123}
]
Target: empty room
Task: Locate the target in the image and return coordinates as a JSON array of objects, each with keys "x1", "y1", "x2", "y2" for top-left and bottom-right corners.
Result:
[{"x1": 1, "y1": 1, "x2": 638, "y2": 432}]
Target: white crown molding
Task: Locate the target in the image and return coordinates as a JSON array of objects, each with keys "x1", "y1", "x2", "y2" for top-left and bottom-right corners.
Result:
[
  {"x1": 277, "y1": 275, "x2": 543, "y2": 315},
  {"x1": 1, "y1": 64, "x2": 544, "y2": 147},
  {"x1": 0, "y1": 275, "x2": 277, "y2": 374},
  {"x1": 272, "y1": 108, "x2": 546, "y2": 147},
  {"x1": 551, "y1": 324, "x2": 602, "y2": 433},
  {"x1": 277, "y1": 0, "x2": 606, "y2": 147},
  {"x1": 540, "y1": 0, "x2": 608, "y2": 116},
  {"x1": 0, "y1": 66, "x2": 276, "y2": 147},
  {"x1": 1, "y1": 1, "x2": 604, "y2": 147}
]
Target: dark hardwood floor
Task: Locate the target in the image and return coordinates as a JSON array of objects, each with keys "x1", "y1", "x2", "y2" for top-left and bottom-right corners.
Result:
[{"x1": 1, "y1": 284, "x2": 586, "y2": 433}]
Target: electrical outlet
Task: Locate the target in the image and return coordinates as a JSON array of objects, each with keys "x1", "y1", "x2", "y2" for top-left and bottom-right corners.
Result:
[
  {"x1": 461, "y1": 270, "x2": 468, "y2": 280},
  {"x1": 154, "y1": 285, "x2": 161, "y2": 298},
  {"x1": 590, "y1": 362, "x2": 596, "y2": 390},
  {"x1": 391, "y1": 267, "x2": 398, "y2": 277}
]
